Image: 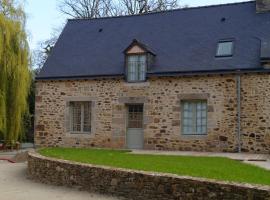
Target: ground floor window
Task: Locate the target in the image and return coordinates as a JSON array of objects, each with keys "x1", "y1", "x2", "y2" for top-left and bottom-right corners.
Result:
[
  {"x1": 181, "y1": 100, "x2": 207, "y2": 135},
  {"x1": 70, "y1": 101, "x2": 91, "y2": 133}
]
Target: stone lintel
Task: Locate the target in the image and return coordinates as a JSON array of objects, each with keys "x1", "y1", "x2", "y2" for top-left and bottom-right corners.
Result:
[
  {"x1": 118, "y1": 96, "x2": 147, "y2": 104},
  {"x1": 178, "y1": 93, "x2": 210, "y2": 100}
]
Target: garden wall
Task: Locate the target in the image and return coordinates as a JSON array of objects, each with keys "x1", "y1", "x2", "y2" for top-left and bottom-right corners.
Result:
[{"x1": 27, "y1": 152, "x2": 270, "y2": 200}]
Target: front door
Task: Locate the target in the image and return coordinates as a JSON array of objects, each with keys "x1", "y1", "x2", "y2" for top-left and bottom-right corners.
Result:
[{"x1": 126, "y1": 104, "x2": 144, "y2": 149}]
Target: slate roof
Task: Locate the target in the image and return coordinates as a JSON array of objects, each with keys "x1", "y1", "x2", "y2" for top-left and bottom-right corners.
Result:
[{"x1": 37, "y1": 1, "x2": 270, "y2": 80}]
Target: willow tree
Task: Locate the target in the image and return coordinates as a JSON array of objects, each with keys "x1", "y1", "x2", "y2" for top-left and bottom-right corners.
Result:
[{"x1": 0, "y1": 0, "x2": 31, "y2": 143}]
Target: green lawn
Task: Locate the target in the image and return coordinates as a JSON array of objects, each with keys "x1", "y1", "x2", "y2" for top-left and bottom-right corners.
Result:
[{"x1": 39, "y1": 148, "x2": 270, "y2": 186}]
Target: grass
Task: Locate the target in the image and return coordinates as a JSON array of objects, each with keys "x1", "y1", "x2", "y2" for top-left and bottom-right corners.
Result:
[{"x1": 39, "y1": 147, "x2": 270, "y2": 186}]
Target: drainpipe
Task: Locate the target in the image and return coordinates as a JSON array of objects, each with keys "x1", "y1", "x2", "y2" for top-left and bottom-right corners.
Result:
[{"x1": 236, "y1": 74, "x2": 241, "y2": 153}]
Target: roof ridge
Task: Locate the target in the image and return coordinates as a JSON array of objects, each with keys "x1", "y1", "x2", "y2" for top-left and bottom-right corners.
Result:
[{"x1": 68, "y1": 1, "x2": 254, "y2": 22}]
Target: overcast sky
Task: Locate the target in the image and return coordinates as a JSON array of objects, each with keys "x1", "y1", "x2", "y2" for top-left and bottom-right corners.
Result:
[{"x1": 25, "y1": 0, "x2": 248, "y2": 50}]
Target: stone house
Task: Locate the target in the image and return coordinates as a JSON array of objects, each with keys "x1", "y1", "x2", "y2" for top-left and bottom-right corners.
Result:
[{"x1": 36, "y1": 1, "x2": 270, "y2": 153}]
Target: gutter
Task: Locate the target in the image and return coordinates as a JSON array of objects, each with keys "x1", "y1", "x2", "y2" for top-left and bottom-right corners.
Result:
[
  {"x1": 35, "y1": 68, "x2": 270, "y2": 81},
  {"x1": 236, "y1": 74, "x2": 242, "y2": 153}
]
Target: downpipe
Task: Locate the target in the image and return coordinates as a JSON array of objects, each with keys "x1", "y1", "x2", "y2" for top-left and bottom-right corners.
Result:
[{"x1": 236, "y1": 74, "x2": 241, "y2": 153}]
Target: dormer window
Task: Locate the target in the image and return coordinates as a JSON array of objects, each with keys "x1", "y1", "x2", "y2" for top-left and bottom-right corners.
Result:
[
  {"x1": 216, "y1": 40, "x2": 234, "y2": 57},
  {"x1": 127, "y1": 54, "x2": 146, "y2": 82},
  {"x1": 124, "y1": 39, "x2": 155, "y2": 83},
  {"x1": 261, "y1": 39, "x2": 270, "y2": 68}
]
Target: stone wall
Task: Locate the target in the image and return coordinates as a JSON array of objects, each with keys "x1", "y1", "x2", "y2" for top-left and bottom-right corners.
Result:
[
  {"x1": 241, "y1": 74, "x2": 270, "y2": 152},
  {"x1": 27, "y1": 152, "x2": 270, "y2": 200},
  {"x1": 35, "y1": 73, "x2": 270, "y2": 153}
]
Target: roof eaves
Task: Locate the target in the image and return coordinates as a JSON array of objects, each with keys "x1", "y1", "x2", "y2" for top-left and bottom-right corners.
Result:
[
  {"x1": 35, "y1": 68, "x2": 270, "y2": 81},
  {"x1": 35, "y1": 74, "x2": 124, "y2": 81}
]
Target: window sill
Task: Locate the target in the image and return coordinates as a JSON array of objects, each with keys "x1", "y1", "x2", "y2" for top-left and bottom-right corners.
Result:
[
  {"x1": 215, "y1": 55, "x2": 233, "y2": 58},
  {"x1": 180, "y1": 134, "x2": 208, "y2": 140}
]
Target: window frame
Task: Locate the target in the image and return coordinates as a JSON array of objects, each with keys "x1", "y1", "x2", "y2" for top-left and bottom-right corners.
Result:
[
  {"x1": 181, "y1": 100, "x2": 208, "y2": 136},
  {"x1": 125, "y1": 53, "x2": 147, "y2": 83},
  {"x1": 69, "y1": 101, "x2": 92, "y2": 134},
  {"x1": 215, "y1": 39, "x2": 234, "y2": 58}
]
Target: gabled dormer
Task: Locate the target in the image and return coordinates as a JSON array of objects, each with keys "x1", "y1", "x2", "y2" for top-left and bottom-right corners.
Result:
[{"x1": 124, "y1": 39, "x2": 155, "y2": 82}]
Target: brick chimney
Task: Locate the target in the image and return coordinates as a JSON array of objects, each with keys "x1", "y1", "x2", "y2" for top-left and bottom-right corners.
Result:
[{"x1": 256, "y1": 0, "x2": 270, "y2": 13}]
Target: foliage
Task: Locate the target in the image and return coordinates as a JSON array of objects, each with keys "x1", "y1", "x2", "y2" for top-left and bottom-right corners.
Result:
[
  {"x1": 0, "y1": 0, "x2": 31, "y2": 142},
  {"x1": 39, "y1": 148, "x2": 270, "y2": 186},
  {"x1": 22, "y1": 69, "x2": 36, "y2": 142}
]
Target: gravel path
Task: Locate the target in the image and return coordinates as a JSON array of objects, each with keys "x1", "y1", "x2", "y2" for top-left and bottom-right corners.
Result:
[{"x1": 0, "y1": 162, "x2": 119, "y2": 200}]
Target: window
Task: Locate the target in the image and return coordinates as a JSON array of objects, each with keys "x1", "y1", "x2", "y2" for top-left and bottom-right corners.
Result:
[
  {"x1": 216, "y1": 40, "x2": 234, "y2": 57},
  {"x1": 127, "y1": 55, "x2": 146, "y2": 82},
  {"x1": 70, "y1": 101, "x2": 91, "y2": 133},
  {"x1": 128, "y1": 105, "x2": 144, "y2": 128},
  {"x1": 181, "y1": 100, "x2": 207, "y2": 135}
]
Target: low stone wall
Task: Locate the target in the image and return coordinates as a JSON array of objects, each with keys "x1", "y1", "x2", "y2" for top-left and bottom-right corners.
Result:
[{"x1": 28, "y1": 152, "x2": 270, "y2": 200}]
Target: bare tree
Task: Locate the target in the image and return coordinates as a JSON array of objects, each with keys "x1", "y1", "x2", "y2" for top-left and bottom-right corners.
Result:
[
  {"x1": 58, "y1": 0, "x2": 181, "y2": 18},
  {"x1": 120, "y1": 0, "x2": 180, "y2": 15},
  {"x1": 32, "y1": 27, "x2": 62, "y2": 70},
  {"x1": 58, "y1": 0, "x2": 119, "y2": 18}
]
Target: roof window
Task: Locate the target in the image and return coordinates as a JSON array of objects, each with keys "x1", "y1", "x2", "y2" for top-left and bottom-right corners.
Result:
[{"x1": 216, "y1": 40, "x2": 234, "y2": 57}]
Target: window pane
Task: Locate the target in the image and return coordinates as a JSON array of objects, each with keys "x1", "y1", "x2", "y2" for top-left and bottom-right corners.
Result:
[
  {"x1": 127, "y1": 55, "x2": 146, "y2": 82},
  {"x1": 138, "y1": 55, "x2": 146, "y2": 80},
  {"x1": 195, "y1": 101, "x2": 207, "y2": 135},
  {"x1": 83, "y1": 102, "x2": 91, "y2": 132},
  {"x1": 71, "y1": 102, "x2": 81, "y2": 132},
  {"x1": 182, "y1": 102, "x2": 194, "y2": 135},
  {"x1": 216, "y1": 41, "x2": 233, "y2": 56}
]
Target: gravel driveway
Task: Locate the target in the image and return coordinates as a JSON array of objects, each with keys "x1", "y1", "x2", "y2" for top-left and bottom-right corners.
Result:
[{"x1": 0, "y1": 162, "x2": 119, "y2": 200}]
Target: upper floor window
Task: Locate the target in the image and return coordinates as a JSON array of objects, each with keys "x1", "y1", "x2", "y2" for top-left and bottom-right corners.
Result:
[
  {"x1": 127, "y1": 54, "x2": 147, "y2": 82},
  {"x1": 216, "y1": 40, "x2": 234, "y2": 57},
  {"x1": 70, "y1": 101, "x2": 91, "y2": 134},
  {"x1": 124, "y1": 39, "x2": 155, "y2": 83}
]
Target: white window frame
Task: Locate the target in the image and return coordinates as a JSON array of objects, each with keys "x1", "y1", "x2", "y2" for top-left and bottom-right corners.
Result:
[
  {"x1": 69, "y1": 101, "x2": 91, "y2": 134},
  {"x1": 181, "y1": 100, "x2": 207, "y2": 135},
  {"x1": 126, "y1": 54, "x2": 147, "y2": 82}
]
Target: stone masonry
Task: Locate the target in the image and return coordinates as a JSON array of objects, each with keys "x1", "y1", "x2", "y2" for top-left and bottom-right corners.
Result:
[
  {"x1": 35, "y1": 73, "x2": 270, "y2": 153},
  {"x1": 27, "y1": 152, "x2": 270, "y2": 200}
]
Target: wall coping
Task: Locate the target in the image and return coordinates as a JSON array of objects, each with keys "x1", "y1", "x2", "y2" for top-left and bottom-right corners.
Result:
[{"x1": 28, "y1": 151, "x2": 270, "y2": 191}]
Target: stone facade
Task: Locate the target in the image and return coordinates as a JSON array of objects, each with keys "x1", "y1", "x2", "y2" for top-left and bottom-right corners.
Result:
[
  {"x1": 28, "y1": 152, "x2": 270, "y2": 200},
  {"x1": 35, "y1": 73, "x2": 270, "y2": 153}
]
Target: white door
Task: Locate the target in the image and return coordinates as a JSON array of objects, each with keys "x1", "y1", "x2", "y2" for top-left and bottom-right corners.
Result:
[{"x1": 126, "y1": 105, "x2": 144, "y2": 149}]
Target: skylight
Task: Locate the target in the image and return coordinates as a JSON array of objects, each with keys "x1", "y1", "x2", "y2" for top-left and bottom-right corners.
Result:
[{"x1": 216, "y1": 40, "x2": 234, "y2": 57}]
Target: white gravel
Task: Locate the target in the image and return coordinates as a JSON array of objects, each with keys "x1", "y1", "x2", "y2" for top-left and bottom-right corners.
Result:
[{"x1": 0, "y1": 163, "x2": 119, "y2": 200}]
